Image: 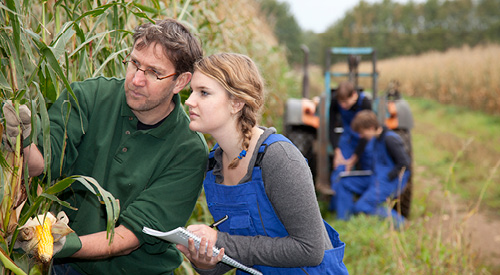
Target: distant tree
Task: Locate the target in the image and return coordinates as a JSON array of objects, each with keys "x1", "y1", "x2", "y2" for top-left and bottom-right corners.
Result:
[
  {"x1": 317, "y1": 0, "x2": 500, "y2": 60},
  {"x1": 258, "y1": 0, "x2": 304, "y2": 65}
]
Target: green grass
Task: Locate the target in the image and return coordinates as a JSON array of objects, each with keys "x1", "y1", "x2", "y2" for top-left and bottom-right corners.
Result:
[{"x1": 407, "y1": 97, "x2": 500, "y2": 210}]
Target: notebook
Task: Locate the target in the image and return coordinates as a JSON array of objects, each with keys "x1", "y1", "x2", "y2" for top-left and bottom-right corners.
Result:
[{"x1": 142, "y1": 226, "x2": 262, "y2": 275}]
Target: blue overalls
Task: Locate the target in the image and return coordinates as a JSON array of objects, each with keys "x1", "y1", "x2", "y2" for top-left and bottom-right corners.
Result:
[
  {"x1": 335, "y1": 130, "x2": 410, "y2": 224},
  {"x1": 330, "y1": 92, "x2": 373, "y2": 211},
  {"x1": 204, "y1": 134, "x2": 349, "y2": 274}
]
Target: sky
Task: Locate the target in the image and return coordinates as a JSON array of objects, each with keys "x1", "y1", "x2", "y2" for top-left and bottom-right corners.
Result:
[{"x1": 279, "y1": 0, "x2": 425, "y2": 33}]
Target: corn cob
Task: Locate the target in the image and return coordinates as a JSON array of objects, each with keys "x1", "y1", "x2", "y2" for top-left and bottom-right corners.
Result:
[{"x1": 35, "y1": 218, "x2": 54, "y2": 263}]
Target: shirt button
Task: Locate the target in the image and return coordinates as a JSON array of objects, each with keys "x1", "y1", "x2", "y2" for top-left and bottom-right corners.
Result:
[
  {"x1": 125, "y1": 131, "x2": 130, "y2": 135},
  {"x1": 122, "y1": 147, "x2": 128, "y2": 152},
  {"x1": 129, "y1": 117, "x2": 134, "y2": 121}
]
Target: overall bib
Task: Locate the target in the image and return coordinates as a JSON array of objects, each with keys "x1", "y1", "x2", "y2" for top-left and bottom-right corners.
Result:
[
  {"x1": 204, "y1": 134, "x2": 349, "y2": 274},
  {"x1": 353, "y1": 130, "x2": 410, "y2": 222}
]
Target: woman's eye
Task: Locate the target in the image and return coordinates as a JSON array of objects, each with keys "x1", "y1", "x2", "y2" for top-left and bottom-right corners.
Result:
[{"x1": 201, "y1": 90, "x2": 209, "y2": 96}]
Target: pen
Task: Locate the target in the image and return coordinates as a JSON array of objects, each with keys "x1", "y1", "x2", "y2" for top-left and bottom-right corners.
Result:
[{"x1": 210, "y1": 215, "x2": 228, "y2": 228}]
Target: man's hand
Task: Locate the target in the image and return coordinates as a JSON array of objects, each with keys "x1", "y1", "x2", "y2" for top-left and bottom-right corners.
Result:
[
  {"x1": 2, "y1": 100, "x2": 31, "y2": 150},
  {"x1": 333, "y1": 148, "x2": 346, "y2": 169},
  {"x1": 344, "y1": 154, "x2": 359, "y2": 172}
]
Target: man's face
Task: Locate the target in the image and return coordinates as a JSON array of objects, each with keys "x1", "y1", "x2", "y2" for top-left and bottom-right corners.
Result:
[
  {"x1": 338, "y1": 92, "x2": 358, "y2": 110},
  {"x1": 124, "y1": 41, "x2": 178, "y2": 119},
  {"x1": 358, "y1": 127, "x2": 378, "y2": 140}
]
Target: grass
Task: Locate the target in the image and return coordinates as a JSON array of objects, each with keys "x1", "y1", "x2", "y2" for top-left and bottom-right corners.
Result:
[{"x1": 408, "y1": 97, "x2": 500, "y2": 210}]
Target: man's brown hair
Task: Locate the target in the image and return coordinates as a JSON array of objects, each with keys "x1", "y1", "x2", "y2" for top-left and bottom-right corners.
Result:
[
  {"x1": 351, "y1": 110, "x2": 379, "y2": 133},
  {"x1": 132, "y1": 18, "x2": 203, "y2": 78},
  {"x1": 335, "y1": 81, "x2": 356, "y2": 100}
]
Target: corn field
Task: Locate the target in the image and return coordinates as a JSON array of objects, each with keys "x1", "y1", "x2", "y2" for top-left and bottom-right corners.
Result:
[
  {"x1": 353, "y1": 44, "x2": 500, "y2": 115},
  {"x1": 0, "y1": 0, "x2": 293, "y2": 274}
]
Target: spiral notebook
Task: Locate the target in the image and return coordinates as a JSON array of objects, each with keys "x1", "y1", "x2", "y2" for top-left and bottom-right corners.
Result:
[{"x1": 142, "y1": 226, "x2": 262, "y2": 275}]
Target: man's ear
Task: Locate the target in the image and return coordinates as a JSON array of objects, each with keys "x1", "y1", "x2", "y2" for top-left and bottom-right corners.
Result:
[
  {"x1": 231, "y1": 100, "x2": 245, "y2": 115},
  {"x1": 172, "y1": 72, "x2": 192, "y2": 94}
]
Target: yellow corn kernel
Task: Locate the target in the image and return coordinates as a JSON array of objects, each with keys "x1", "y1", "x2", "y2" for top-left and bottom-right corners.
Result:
[{"x1": 35, "y1": 218, "x2": 53, "y2": 262}]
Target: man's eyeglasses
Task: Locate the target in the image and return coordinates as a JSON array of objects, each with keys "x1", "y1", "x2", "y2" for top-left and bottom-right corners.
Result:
[{"x1": 122, "y1": 53, "x2": 177, "y2": 81}]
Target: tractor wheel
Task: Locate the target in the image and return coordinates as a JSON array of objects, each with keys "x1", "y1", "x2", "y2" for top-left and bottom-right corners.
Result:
[
  {"x1": 393, "y1": 129, "x2": 413, "y2": 218},
  {"x1": 286, "y1": 127, "x2": 317, "y2": 179}
]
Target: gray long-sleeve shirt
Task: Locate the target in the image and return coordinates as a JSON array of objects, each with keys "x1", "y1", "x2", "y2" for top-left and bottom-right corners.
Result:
[{"x1": 195, "y1": 127, "x2": 332, "y2": 275}]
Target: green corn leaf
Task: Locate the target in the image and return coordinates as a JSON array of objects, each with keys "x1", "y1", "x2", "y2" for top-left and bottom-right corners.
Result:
[
  {"x1": 44, "y1": 177, "x2": 75, "y2": 195},
  {"x1": 40, "y1": 45, "x2": 85, "y2": 134},
  {"x1": 73, "y1": 176, "x2": 120, "y2": 243},
  {"x1": 69, "y1": 30, "x2": 115, "y2": 58},
  {"x1": 51, "y1": 23, "x2": 76, "y2": 61},
  {"x1": 0, "y1": 247, "x2": 26, "y2": 275},
  {"x1": 5, "y1": 0, "x2": 21, "y2": 54},
  {"x1": 39, "y1": 193, "x2": 77, "y2": 210},
  {"x1": 0, "y1": 71, "x2": 11, "y2": 91},
  {"x1": 92, "y1": 48, "x2": 128, "y2": 78}
]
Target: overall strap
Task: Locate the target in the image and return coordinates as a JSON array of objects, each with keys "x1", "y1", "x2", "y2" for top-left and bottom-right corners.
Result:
[
  {"x1": 207, "y1": 144, "x2": 220, "y2": 172},
  {"x1": 207, "y1": 134, "x2": 295, "y2": 171},
  {"x1": 357, "y1": 91, "x2": 366, "y2": 108},
  {"x1": 255, "y1": 134, "x2": 294, "y2": 167}
]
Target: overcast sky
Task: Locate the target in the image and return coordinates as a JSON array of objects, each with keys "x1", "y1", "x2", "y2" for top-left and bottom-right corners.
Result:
[{"x1": 279, "y1": 0, "x2": 426, "y2": 33}]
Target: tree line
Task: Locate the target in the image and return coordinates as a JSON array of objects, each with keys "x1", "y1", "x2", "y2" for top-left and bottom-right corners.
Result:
[{"x1": 258, "y1": 0, "x2": 500, "y2": 66}]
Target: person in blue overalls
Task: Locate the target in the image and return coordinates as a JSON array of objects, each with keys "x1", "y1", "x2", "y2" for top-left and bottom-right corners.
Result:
[
  {"x1": 329, "y1": 81, "x2": 373, "y2": 210},
  {"x1": 177, "y1": 53, "x2": 349, "y2": 274},
  {"x1": 335, "y1": 110, "x2": 410, "y2": 226}
]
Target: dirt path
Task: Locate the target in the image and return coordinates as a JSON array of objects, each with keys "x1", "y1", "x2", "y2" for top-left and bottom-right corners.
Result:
[{"x1": 419, "y1": 164, "x2": 500, "y2": 273}]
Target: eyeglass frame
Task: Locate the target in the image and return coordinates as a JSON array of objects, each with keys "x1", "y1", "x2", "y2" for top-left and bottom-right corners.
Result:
[{"x1": 122, "y1": 53, "x2": 177, "y2": 81}]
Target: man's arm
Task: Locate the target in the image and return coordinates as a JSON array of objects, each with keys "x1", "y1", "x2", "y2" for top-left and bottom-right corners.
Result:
[{"x1": 71, "y1": 225, "x2": 140, "y2": 260}]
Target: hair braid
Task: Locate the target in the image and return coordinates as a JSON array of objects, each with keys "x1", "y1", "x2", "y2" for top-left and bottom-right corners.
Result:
[{"x1": 228, "y1": 110, "x2": 256, "y2": 169}]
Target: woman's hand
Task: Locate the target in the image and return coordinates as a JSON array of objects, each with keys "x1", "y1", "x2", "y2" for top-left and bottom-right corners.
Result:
[{"x1": 176, "y1": 224, "x2": 225, "y2": 270}]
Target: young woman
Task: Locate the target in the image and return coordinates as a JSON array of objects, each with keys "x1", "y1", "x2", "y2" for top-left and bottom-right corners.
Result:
[{"x1": 180, "y1": 53, "x2": 348, "y2": 274}]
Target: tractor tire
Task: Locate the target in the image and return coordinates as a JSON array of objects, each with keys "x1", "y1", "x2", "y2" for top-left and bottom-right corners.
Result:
[
  {"x1": 392, "y1": 129, "x2": 413, "y2": 218},
  {"x1": 285, "y1": 127, "x2": 317, "y2": 180}
]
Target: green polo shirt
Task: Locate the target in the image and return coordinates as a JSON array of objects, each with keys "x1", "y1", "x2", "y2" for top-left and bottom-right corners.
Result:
[{"x1": 42, "y1": 77, "x2": 208, "y2": 274}]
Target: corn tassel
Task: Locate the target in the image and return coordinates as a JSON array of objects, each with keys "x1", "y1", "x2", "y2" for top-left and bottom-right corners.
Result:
[{"x1": 35, "y1": 218, "x2": 53, "y2": 263}]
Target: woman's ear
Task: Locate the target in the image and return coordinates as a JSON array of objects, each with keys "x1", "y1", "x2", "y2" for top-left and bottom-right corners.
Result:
[{"x1": 231, "y1": 100, "x2": 245, "y2": 115}]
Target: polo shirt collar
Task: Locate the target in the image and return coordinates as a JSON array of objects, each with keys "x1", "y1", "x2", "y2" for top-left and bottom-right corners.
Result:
[{"x1": 120, "y1": 91, "x2": 183, "y2": 139}]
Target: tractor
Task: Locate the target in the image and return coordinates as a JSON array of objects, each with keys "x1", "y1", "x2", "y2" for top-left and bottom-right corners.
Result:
[{"x1": 283, "y1": 46, "x2": 414, "y2": 218}]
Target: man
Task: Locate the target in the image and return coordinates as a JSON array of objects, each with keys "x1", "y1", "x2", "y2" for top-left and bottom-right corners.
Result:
[{"x1": 5, "y1": 19, "x2": 208, "y2": 274}]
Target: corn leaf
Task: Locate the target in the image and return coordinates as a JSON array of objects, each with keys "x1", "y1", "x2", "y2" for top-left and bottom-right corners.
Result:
[
  {"x1": 0, "y1": 247, "x2": 26, "y2": 275},
  {"x1": 38, "y1": 193, "x2": 76, "y2": 210},
  {"x1": 44, "y1": 177, "x2": 75, "y2": 195},
  {"x1": 92, "y1": 48, "x2": 128, "y2": 78},
  {"x1": 73, "y1": 176, "x2": 120, "y2": 243}
]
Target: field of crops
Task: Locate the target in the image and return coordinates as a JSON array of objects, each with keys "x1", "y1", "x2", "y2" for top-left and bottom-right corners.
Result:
[{"x1": 356, "y1": 44, "x2": 500, "y2": 115}]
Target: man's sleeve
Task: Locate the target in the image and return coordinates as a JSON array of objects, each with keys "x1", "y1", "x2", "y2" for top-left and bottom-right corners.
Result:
[{"x1": 386, "y1": 135, "x2": 410, "y2": 180}]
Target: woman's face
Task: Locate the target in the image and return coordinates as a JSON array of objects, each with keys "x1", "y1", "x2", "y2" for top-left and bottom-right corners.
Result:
[{"x1": 185, "y1": 71, "x2": 235, "y2": 135}]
